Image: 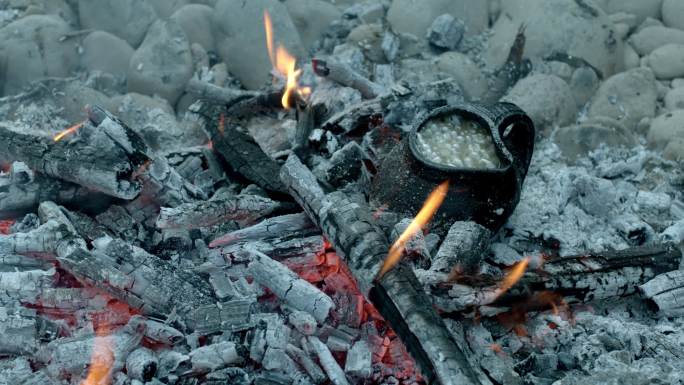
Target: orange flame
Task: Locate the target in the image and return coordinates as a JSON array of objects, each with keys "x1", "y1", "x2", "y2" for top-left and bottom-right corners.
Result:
[
  {"x1": 80, "y1": 325, "x2": 114, "y2": 385},
  {"x1": 263, "y1": 10, "x2": 310, "y2": 109},
  {"x1": 54, "y1": 122, "x2": 84, "y2": 142},
  {"x1": 377, "y1": 181, "x2": 450, "y2": 279},
  {"x1": 495, "y1": 257, "x2": 530, "y2": 298}
]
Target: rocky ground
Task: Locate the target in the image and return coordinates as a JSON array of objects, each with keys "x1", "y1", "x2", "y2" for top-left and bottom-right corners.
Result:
[{"x1": 1, "y1": 0, "x2": 684, "y2": 384}]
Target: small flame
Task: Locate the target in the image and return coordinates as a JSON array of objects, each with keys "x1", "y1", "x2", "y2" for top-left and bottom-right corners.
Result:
[
  {"x1": 80, "y1": 325, "x2": 114, "y2": 385},
  {"x1": 495, "y1": 257, "x2": 530, "y2": 298},
  {"x1": 263, "y1": 10, "x2": 310, "y2": 109},
  {"x1": 54, "y1": 122, "x2": 84, "y2": 142},
  {"x1": 377, "y1": 181, "x2": 449, "y2": 279}
]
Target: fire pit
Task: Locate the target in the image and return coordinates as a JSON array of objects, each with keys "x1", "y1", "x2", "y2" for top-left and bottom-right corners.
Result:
[{"x1": 1, "y1": 1, "x2": 684, "y2": 385}]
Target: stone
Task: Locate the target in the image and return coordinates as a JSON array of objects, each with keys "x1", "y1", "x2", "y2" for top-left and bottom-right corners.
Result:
[
  {"x1": 81, "y1": 31, "x2": 135, "y2": 77},
  {"x1": 23, "y1": 0, "x2": 77, "y2": 26},
  {"x1": 628, "y1": 26, "x2": 684, "y2": 56},
  {"x1": 170, "y1": 4, "x2": 215, "y2": 52},
  {"x1": 286, "y1": 0, "x2": 341, "y2": 49},
  {"x1": 623, "y1": 44, "x2": 640, "y2": 70},
  {"x1": 587, "y1": 68, "x2": 658, "y2": 132},
  {"x1": 127, "y1": 20, "x2": 194, "y2": 105},
  {"x1": 54, "y1": 83, "x2": 117, "y2": 124},
  {"x1": 0, "y1": 15, "x2": 78, "y2": 95},
  {"x1": 569, "y1": 66, "x2": 600, "y2": 107},
  {"x1": 663, "y1": 138, "x2": 684, "y2": 162},
  {"x1": 662, "y1": 0, "x2": 684, "y2": 31},
  {"x1": 148, "y1": 0, "x2": 190, "y2": 19},
  {"x1": 387, "y1": 0, "x2": 488, "y2": 42},
  {"x1": 647, "y1": 44, "x2": 684, "y2": 79},
  {"x1": 553, "y1": 117, "x2": 637, "y2": 161},
  {"x1": 665, "y1": 87, "x2": 684, "y2": 111},
  {"x1": 594, "y1": 0, "x2": 663, "y2": 25},
  {"x1": 347, "y1": 23, "x2": 384, "y2": 63},
  {"x1": 485, "y1": 0, "x2": 623, "y2": 77},
  {"x1": 78, "y1": 0, "x2": 157, "y2": 48},
  {"x1": 502, "y1": 74, "x2": 577, "y2": 132},
  {"x1": 435, "y1": 52, "x2": 487, "y2": 101},
  {"x1": 427, "y1": 14, "x2": 464, "y2": 50},
  {"x1": 647, "y1": 110, "x2": 684, "y2": 150},
  {"x1": 213, "y1": 0, "x2": 303, "y2": 90},
  {"x1": 574, "y1": 174, "x2": 617, "y2": 217}
]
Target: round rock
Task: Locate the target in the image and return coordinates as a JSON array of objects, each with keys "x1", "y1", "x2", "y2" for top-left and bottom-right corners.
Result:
[
  {"x1": 78, "y1": 0, "x2": 157, "y2": 48},
  {"x1": 502, "y1": 74, "x2": 577, "y2": 132},
  {"x1": 485, "y1": 0, "x2": 623, "y2": 77},
  {"x1": 587, "y1": 68, "x2": 657, "y2": 132},
  {"x1": 127, "y1": 20, "x2": 193, "y2": 105},
  {"x1": 0, "y1": 15, "x2": 78, "y2": 95},
  {"x1": 665, "y1": 87, "x2": 684, "y2": 111},
  {"x1": 435, "y1": 51, "x2": 487, "y2": 100},
  {"x1": 286, "y1": 0, "x2": 341, "y2": 49},
  {"x1": 82, "y1": 31, "x2": 134, "y2": 77},
  {"x1": 628, "y1": 26, "x2": 684, "y2": 56},
  {"x1": 663, "y1": 138, "x2": 684, "y2": 162},
  {"x1": 647, "y1": 110, "x2": 684, "y2": 150},
  {"x1": 553, "y1": 117, "x2": 637, "y2": 161},
  {"x1": 387, "y1": 0, "x2": 487, "y2": 41},
  {"x1": 647, "y1": 44, "x2": 684, "y2": 79},
  {"x1": 148, "y1": 0, "x2": 190, "y2": 19},
  {"x1": 594, "y1": 0, "x2": 663, "y2": 25},
  {"x1": 662, "y1": 0, "x2": 684, "y2": 31},
  {"x1": 212, "y1": 0, "x2": 303, "y2": 90},
  {"x1": 171, "y1": 4, "x2": 216, "y2": 52}
]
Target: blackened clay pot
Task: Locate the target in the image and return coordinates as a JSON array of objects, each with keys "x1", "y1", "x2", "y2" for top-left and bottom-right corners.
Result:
[{"x1": 370, "y1": 102, "x2": 535, "y2": 232}]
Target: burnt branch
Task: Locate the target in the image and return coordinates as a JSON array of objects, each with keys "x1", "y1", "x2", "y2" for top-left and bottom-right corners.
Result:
[{"x1": 312, "y1": 59, "x2": 386, "y2": 99}]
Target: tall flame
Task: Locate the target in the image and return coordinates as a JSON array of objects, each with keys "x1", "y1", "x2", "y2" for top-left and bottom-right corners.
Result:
[
  {"x1": 263, "y1": 10, "x2": 310, "y2": 109},
  {"x1": 54, "y1": 122, "x2": 84, "y2": 142},
  {"x1": 80, "y1": 325, "x2": 114, "y2": 385},
  {"x1": 377, "y1": 181, "x2": 450, "y2": 279}
]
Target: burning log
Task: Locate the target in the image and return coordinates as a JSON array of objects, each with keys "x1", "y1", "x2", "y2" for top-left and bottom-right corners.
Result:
[
  {"x1": 186, "y1": 78, "x2": 260, "y2": 105},
  {"x1": 312, "y1": 59, "x2": 386, "y2": 99},
  {"x1": 436, "y1": 245, "x2": 682, "y2": 312},
  {"x1": 307, "y1": 336, "x2": 350, "y2": 385},
  {"x1": 280, "y1": 155, "x2": 484, "y2": 385},
  {"x1": 209, "y1": 212, "x2": 316, "y2": 248},
  {"x1": 156, "y1": 192, "x2": 283, "y2": 230},
  {"x1": 640, "y1": 269, "x2": 684, "y2": 317},
  {"x1": 428, "y1": 221, "x2": 492, "y2": 278},
  {"x1": 246, "y1": 248, "x2": 335, "y2": 323}
]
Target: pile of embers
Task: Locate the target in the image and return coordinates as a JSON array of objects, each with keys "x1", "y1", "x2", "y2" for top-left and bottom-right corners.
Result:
[{"x1": 1, "y1": 34, "x2": 684, "y2": 385}]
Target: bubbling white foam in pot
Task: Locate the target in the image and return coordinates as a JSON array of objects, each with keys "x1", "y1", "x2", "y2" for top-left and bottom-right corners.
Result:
[{"x1": 415, "y1": 115, "x2": 502, "y2": 169}]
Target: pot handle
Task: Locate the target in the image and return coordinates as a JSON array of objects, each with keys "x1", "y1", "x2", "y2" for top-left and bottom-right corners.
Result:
[{"x1": 487, "y1": 102, "x2": 535, "y2": 178}]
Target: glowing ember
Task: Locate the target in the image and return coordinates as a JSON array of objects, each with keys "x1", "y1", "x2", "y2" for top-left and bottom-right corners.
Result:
[
  {"x1": 54, "y1": 122, "x2": 84, "y2": 142},
  {"x1": 263, "y1": 10, "x2": 310, "y2": 109},
  {"x1": 0, "y1": 220, "x2": 14, "y2": 234},
  {"x1": 377, "y1": 181, "x2": 449, "y2": 279},
  {"x1": 495, "y1": 256, "x2": 530, "y2": 298}
]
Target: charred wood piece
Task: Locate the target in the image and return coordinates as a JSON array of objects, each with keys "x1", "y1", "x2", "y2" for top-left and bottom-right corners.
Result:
[
  {"x1": 0, "y1": 305, "x2": 59, "y2": 356},
  {"x1": 186, "y1": 78, "x2": 260, "y2": 105},
  {"x1": 209, "y1": 212, "x2": 316, "y2": 248},
  {"x1": 307, "y1": 336, "x2": 350, "y2": 385},
  {"x1": 321, "y1": 99, "x2": 384, "y2": 134},
  {"x1": 429, "y1": 221, "x2": 491, "y2": 277},
  {"x1": 641, "y1": 269, "x2": 684, "y2": 317},
  {"x1": 280, "y1": 155, "x2": 484, "y2": 385},
  {"x1": 220, "y1": 235, "x2": 325, "y2": 263},
  {"x1": 186, "y1": 299, "x2": 255, "y2": 335},
  {"x1": 246, "y1": 249, "x2": 334, "y2": 323},
  {"x1": 312, "y1": 59, "x2": 386, "y2": 99},
  {"x1": 286, "y1": 343, "x2": 327, "y2": 384},
  {"x1": 156, "y1": 192, "x2": 282, "y2": 230}
]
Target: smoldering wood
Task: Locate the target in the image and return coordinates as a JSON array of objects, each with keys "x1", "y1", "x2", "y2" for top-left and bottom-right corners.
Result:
[
  {"x1": 389, "y1": 218, "x2": 431, "y2": 267},
  {"x1": 209, "y1": 212, "x2": 316, "y2": 248},
  {"x1": 224, "y1": 90, "x2": 286, "y2": 119},
  {"x1": 435, "y1": 245, "x2": 682, "y2": 313},
  {"x1": 0, "y1": 117, "x2": 148, "y2": 200},
  {"x1": 36, "y1": 316, "x2": 146, "y2": 381},
  {"x1": 136, "y1": 155, "x2": 208, "y2": 207},
  {"x1": 286, "y1": 343, "x2": 327, "y2": 385},
  {"x1": 246, "y1": 249, "x2": 334, "y2": 323},
  {"x1": 0, "y1": 268, "x2": 56, "y2": 302},
  {"x1": 293, "y1": 104, "x2": 316, "y2": 159},
  {"x1": 143, "y1": 319, "x2": 184, "y2": 346},
  {"x1": 280, "y1": 155, "x2": 484, "y2": 385},
  {"x1": 126, "y1": 347, "x2": 159, "y2": 382},
  {"x1": 0, "y1": 253, "x2": 54, "y2": 271},
  {"x1": 156, "y1": 192, "x2": 282, "y2": 230},
  {"x1": 429, "y1": 221, "x2": 492, "y2": 277},
  {"x1": 0, "y1": 164, "x2": 112, "y2": 219},
  {"x1": 307, "y1": 336, "x2": 350, "y2": 385},
  {"x1": 344, "y1": 340, "x2": 372, "y2": 379},
  {"x1": 262, "y1": 347, "x2": 313, "y2": 384},
  {"x1": 220, "y1": 235, "x2": 325, "y2": 263},
  {"x1": 321, "y1": 99, "x2": 384, "y2": 134},
  {"x1": 186, "y1": 78, "x2": 260, "y2": 105},
  {"x1": 316, "y1": 141, "x2": 365, "y2": 187},
  {"x1": 186, "y1": 299, "x2": 255, "y2": 335},
  {"x1": 640, "y1": 269, "x2": 684, "y2": 317},
  {"x1": 0, "y1": 305, "x2": 58, "y2": 356},
  {"x1": 312, "y1": 59, "x2": 386, "y2": 99},
  {"x1": 0, "y1": 220, "x2": 68, "y2": 255}
]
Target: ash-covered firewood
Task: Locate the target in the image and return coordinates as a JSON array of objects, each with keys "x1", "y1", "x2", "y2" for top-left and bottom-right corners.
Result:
[
  {"x1": 136, "y1": 155, "x2": 208, "y2": 208},
  {"x1": 640, "y1": 269, "x2": 684, "y2": 317},
  {"x1": 280, "y1": 155, "x2": 485, "y2": 385},
  {"x1": 0, "y1": 162, "x2": 112, "y2": 219},
  {"x1": 0, "y1": 305, "x2": 59, "y2": 356},
  {"x1": 307, "y1": 336, "x2": 350, "y2": 385},
  {"x1": 246, "y1": 249, "x2": 334, "y2": 323},
  {"x1": 321, "y1": 99, "x2": 384, "y2": 134},
  {"x1": 209, "y1": 212, "x2": 316, "y2": 247},
  {"x1": 220, "y1": 235, "x2": 325, "y2": 262},
  {"x1": 0, "y1": 268, "x2": 56, "y2": 302},
  {"x1": 186, "y1": 78, "x2": 260, "y2": 105},
  {"x1": 286, "y1": 343, "x2": 327, "y2": 384},
  {"x1": 36, "y1": 316, "x2": 146, "y2": 381},
  {"x1": 436, "y1": 245, "x2": 682, "y2": 312},
  {"x1": 429, "y1": 221, "x2": 492, "y2": 277},
  {"x1": 186, "y1": 299, "x2": 255, "y2": 335},
  {"x1": 312, "y1": 59, "x2": 386, "y2": 99},
  {"x1": 156, "y1": 191, "x2": 282, "y2": 229},
  {"x1": 126, "y1": 347, "x2": 159, "y2": 382}
]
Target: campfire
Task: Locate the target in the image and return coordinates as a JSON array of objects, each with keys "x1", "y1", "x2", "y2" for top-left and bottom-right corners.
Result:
[{"x1": 1, "y1": 1, "x2": 684, "y2": 385}]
